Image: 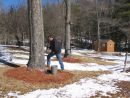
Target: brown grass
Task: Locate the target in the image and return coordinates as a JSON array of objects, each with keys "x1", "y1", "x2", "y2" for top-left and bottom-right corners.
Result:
[
  {"x1": 1, "y1": 67, "x2": 130, "y2": 98},
  {"x1": 90, "y1": 81, "x2": 130, "y2": 98},
  {"x1": 47, "y1": 52, "x2": 116, "y2": 65},
  {"x1": 62, "y1": 55, "x2": 117, "y2": 65},
  {"x1": 4, "y1": 67, "x2": 74, "y2": 84},
  {"x1": 0, "y1": 67, "x2": 109, "y2": 95},
  {"x1": 115, "y1": 81, "x2": 130, "y2": 97}
]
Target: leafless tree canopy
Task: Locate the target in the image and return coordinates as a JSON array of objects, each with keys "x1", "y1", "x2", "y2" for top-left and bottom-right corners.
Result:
[{"x1": 0, "y1": 0, "x2": 129, "y2": 51}]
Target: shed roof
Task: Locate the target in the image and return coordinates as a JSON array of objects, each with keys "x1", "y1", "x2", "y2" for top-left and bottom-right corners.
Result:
[{"x1": 100, "y1": 39, "x2": 114, "y2": 43}]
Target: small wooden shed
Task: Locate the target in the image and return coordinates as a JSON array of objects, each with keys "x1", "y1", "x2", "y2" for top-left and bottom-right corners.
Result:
[{"x1": 94, "y1": 39, "x2": 115, "y2": 52}]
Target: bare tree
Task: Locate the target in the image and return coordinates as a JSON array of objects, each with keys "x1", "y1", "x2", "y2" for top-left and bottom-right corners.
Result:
[
  {"x1": 95, "y1": 0, "x2": 101, "y2": 52},
  {"x1": 43, "y1": 2, "x2": 64, "y2": 38},
  {"x1": 64, "y1": 0, "x2": 71, "y2": 57},
  {"x1": 27, "y1": 0, "x2": 45, "y2": 69}
]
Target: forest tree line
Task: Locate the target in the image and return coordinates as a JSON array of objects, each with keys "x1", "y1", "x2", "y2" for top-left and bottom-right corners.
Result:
[{"x1": 0, "y1": 0, "x2": 130, "y2": 51}]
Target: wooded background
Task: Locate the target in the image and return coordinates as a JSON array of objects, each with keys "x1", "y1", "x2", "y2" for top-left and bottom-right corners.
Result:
[{"x1": 0, "y1": 0, "x2": 130, "y2": 51}]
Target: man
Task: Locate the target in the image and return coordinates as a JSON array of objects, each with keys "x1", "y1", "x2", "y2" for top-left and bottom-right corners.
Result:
[{"x1": 47, "y1": 36, "x2": 64, "y2": 70}]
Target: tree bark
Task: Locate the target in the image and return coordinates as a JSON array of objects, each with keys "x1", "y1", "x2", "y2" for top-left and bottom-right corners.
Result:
[
  {"x1": 123, "y1": 51, "x2": 128, "y2": 72},
  {"x1": 27, "y1": 0, "x2": 45, "y2": 69},
  {"x1": 64, "y1": 0, "x2": 71, "y2": 57},
  {"x1": 96, "y1": 0, "x2": 101, "y2": 52}
]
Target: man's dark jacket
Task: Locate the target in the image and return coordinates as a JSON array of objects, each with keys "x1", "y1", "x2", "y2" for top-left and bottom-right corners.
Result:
[{"x1": 49, "y1": 39, "x2": 62, "y2": 54}]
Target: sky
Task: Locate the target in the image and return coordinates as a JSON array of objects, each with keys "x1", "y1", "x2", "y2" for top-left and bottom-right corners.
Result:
[
  {"x1": 3, "y1": 0, "x2": 24, "y2": 8},
  {"x1": 2, "y1": 0, "x2": 58, "y2": 9}
]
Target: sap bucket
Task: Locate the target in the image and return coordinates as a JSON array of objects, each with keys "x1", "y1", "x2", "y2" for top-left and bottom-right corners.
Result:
[{"x1": 51, "y1": 65, "x2": 58, "y2": 74}]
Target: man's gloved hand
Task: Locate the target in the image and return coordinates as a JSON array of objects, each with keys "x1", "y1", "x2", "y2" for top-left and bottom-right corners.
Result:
[{"x1": 46, "y1": 49, "x2": 51, "y2": 54}]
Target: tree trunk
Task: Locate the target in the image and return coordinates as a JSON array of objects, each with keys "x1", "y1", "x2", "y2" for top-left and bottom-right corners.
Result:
[
  {"x1": 96, "y1": 0, "x2": 100, "y2": 52},
  {"x1": 27, "y1": 0, "x2": 45, "y2": 69},
  {"x1": 123, "y1": 51, "x2": 128, "y2": 72},
  {"x1": 97, "y1": 19, "x2": 100, "y2": 52},
  {"x1": 64, "y1": 0, "x2": 71, "y2": 57}
]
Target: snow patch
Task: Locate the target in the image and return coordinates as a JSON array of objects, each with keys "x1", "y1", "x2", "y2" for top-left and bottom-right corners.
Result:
[
  {"x1": 0, "y1": 45, "x2": 12, "y2": 62},
  {"x1": 1, "y1": 45, "x2": 130, "y2": 98}
]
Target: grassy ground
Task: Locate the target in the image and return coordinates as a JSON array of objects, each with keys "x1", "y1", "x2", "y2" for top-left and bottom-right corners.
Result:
[
  {"x1": 0, "y1": 46, "x2": 127, "y2": 97},
  {"x1": 2, "y1": 67, "x2": 129, "y2": 98},
  {"x1": 0, "y1": 67, "x2": 110, "y2": 96},
  {"x1": 73, "y1": 55, "x2": 116, "y2": 65},
  {"x1": 90, "y1": 81, "x2": 130, "y2": 98},
  {"x1": 58, "y1": 55, "x2": 117, "y2": 65},
  {"x1": 0, "y1": 65, "x2": 129, "y2": 98}
]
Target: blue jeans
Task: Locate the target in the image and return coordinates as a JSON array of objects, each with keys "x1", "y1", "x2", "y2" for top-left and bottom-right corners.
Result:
[{"x1": 47, "y1": 52, "x2": 64, "y2": 70}]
